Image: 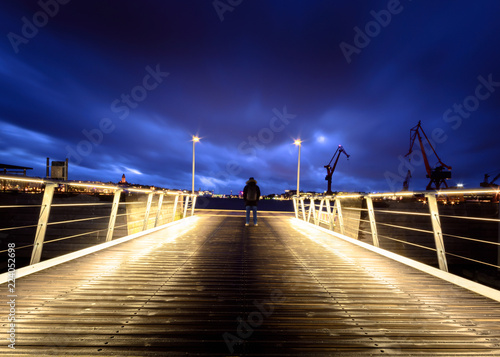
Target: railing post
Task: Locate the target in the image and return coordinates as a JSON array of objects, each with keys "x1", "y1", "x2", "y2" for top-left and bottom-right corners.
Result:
[
  {"x1": 183, "y1": 195, "x2": 190, "y2": 218},
  {"x1": 307, "y1": 198, "x2": 316, "y2": 224},
  {"x1": 300, "y1": 197, "x2": 306, "y2": 221},
  {"x1": 325, "y1": 198, "x2": 335, "y2": 230},
  {"x1": 154, "y1": 193, "x2": 164, "y2": 227},
  {"x1": 105, "y1": 188, "x2": 122, "y2": 242},
  {"x1": 293, "y1": 196, "x2": 299, "y2": 219},
  {"x1": 365, "y1": 196, "x2": 380, "y2": 247},
  {"x1": 317, "y1": 199, "x2": 325, "y2": 226},
  {"x1": 335, "y1": 198, "x2": 345, "y2": 235},
  {"x1": 30, "y1": 182, "x2": 56, "y2": 265},
  {"x1": 426, "y1": 193, "x2": 449, "y2": 272},
  {"x1": 172, "y1": 194, "x2": 179, "y2": 222},
  {"x1": 190, "y1": 195, "x2": 197, "y2": 216},
  {"x1": 142, "y1": 192, "x2": 154, "y2": 231}
]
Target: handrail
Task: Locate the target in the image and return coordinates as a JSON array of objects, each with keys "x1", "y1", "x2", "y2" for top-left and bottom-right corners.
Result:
[
  {"x1": 0, "y1": 174, "x2": 198, "y2": 271},
  {"x1": 293, "y1": 189, "x2": 500, "y2": 286}
]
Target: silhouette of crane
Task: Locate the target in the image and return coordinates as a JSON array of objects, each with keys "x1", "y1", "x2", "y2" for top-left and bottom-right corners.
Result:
[
  {"x1": 324, "y1": 145, "x2": 349, "y2": 195},
  {"x1": 405, "y1": 121, "x2": 451, "y2": 190},
  {"x1": 402, "y1": 170, "x2": 411, "y2": 191}
]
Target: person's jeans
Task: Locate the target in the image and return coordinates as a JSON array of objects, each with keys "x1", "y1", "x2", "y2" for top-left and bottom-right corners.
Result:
[{"x1": 245, "y1": 205, "x2": 258, "y2": 225}]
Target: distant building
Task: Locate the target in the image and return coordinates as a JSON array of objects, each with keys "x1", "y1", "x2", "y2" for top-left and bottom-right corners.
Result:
[
  {"x1": 0, "y1": 163, "x2": 33, "y2": 176},
  {"x1": 46, "y1": 158, "x2": 68, "y2": 180}
]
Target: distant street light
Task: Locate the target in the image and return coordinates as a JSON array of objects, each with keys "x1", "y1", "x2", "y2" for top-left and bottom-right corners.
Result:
[
  {"x1": 294, "y1": 139, "x2": 302, "y2": 197},
  {"x1": 192, "y1": 135, "x2": 200, "y2": 193}
]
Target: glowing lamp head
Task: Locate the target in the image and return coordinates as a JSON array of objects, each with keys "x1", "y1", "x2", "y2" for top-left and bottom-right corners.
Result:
[
  {"x1": 192, "y1": 136, "x2": 200, "y2": 142},
  {"x1": 294, "y1": 139, "x2": 302, "y2": 146}
]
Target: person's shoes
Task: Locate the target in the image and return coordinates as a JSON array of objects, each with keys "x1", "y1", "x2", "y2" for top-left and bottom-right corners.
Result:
[
  {"x1": 254, "y1": 223, "x2": 258, "y2": 226},
  {"x1": 245, "y1": 223, "x2": 249, "y2": 226}
]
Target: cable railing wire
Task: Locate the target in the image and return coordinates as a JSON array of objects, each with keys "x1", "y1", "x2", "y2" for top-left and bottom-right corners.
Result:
[
  {"x1": 294, "y1": 191, "x2": 500, "y2": 286},
  {"x1": 0, "y1": 175, "x2": 196, "y2": 271}
]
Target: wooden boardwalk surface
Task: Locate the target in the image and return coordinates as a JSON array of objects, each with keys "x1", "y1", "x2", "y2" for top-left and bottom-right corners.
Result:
[{"x1": 1, "y1": 211, "x2": 500, "y2": 356}]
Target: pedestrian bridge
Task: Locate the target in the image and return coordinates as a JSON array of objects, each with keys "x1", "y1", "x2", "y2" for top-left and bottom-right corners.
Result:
[{"x1": 1, "y1": 176, "x2": 500, "y2": 356}]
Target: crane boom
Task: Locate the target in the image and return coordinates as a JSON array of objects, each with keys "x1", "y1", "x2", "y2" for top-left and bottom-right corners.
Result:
[
  {"x1": 405, "y1": 121, "x2": 451, "y2": 190},
  {"x1": 491, "y1": 173, "x2": 500, "y2": 184},
  {"x1": 324, "y1": 145, "x2": 349, "y2": 195},
  {"x1": 480, "y1": 172, "x2": 500, "y2": 187}
]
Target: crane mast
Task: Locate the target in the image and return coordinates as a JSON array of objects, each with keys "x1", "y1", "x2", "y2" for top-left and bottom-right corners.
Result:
[
  {"x1": 402, "y1": 170, "x2": 411, "y2": 191},
  {"x1": 405, "y1": 121, "x2": 451, "y2": 190},
  {"x1": 324, "y1": 145, "x2": 349, "y2": 195}
]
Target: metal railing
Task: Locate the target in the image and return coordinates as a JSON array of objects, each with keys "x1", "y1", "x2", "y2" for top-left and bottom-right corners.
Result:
[
  {"x1": 293, "y1": 189, "x2": 500, "y2": 277},
  {"x1": 0, "y1": 175, "x2": 197, "y2": 272}
]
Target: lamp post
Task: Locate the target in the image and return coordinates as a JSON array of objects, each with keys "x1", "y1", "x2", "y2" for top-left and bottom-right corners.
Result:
[
  {"x1": 192, "y1": 136, "x2": 200, "y2": 193},
  {"x1": 294, "y1": 139, "x2": 302, "y2": 197}
]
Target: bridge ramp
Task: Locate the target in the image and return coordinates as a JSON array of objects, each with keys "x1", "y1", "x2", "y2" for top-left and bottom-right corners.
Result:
[{"x1": 1, "y1": 211, "x2": 500, "y2": 355}]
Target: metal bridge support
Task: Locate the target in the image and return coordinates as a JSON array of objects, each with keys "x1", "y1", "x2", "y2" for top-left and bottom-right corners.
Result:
[
  {"x1": 183, "y1": 195, "x2": 190, "y2": 218},
  {"x1": 316, "y1": 199, "x2": 325, "y2": 226},
  {"x1": 190, "y1": 195, "x2": 197, "y2": 216},
  {"x1": 172, "y1": 194, "x2": 179, "y2": 221},
  {"x1": 105, "y1": 189, "x2": 123, "y2": 242},
  {"x1": 142, "y1": 192, "x2": 154, "y2": 231},
  {"x1": 365, "y1": 196, "x2": 380, "y2": 247},
  {"x1": 154, "y1": 193, "x2": 164, "y2": 227},
  {"x1": 293, "y1": 196, "x2": 307, "y2": 222},
  {"x1": 325, "y1": 198, "x2": 335, "y2": 230},
  {"x1": 426, "y1": 193, "x2": 449, "y2": 272},
  {"x1": 300, "y1": 197, "x2": 307, "y2": 221},
  {"x1": 30, "y1": 183, "x2": 57, "y2": 265},
  {"x1": 307, "y1": 198, "x2": 316, "y2": 224},
  {"x1": 335, "y1": 198, "x2": 345, "y2": 235}
]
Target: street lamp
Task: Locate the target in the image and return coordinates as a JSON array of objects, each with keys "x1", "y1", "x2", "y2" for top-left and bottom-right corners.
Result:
[
  {"x1": 294, "y1": 139, "x2": 302, "y2": 197},
  {"x1": 192, "y1": 135, "x2": 200, "y2": 193}
]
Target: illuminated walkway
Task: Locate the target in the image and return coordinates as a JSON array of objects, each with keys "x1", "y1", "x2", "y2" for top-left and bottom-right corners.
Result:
[{"x1": 2, "y1": 211, "x2": 500, "y2": 356}]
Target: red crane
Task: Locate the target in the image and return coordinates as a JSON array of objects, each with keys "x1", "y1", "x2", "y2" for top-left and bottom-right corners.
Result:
[
  {"x1": 405, "y1": 121, "x2": 452, "y2": 190},
  {"x1": 324, "y1": 145, "x2": 349, "y2": 195}
]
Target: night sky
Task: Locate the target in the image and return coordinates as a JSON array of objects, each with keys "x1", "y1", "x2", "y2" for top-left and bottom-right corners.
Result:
[{"x1": 2, "y1": 1, "x2": 500, "y2": 195}]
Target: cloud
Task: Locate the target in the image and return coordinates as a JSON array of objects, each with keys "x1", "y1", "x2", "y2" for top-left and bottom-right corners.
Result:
[{"x1": 1, "y1": 1, "x2": 500, "y2": 194}]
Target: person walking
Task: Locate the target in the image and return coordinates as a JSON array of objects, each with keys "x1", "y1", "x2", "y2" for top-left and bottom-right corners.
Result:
[{"x1": 243, "y1": 177, "x2": 261, "y2": 226}]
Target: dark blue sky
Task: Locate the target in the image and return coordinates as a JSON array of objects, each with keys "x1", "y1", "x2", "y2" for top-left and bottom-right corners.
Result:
[{"x1": 1, "y1": 1, "x2": 500, "y2": 194}]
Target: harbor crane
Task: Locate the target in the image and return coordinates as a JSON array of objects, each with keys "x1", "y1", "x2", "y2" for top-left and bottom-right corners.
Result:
[
  {"x1": 325, "y1": 145, "x2": 349, "y2": 195},
  {"x1": 402, "y1": 170, "x2": 411, "y2": 191},
  {"x1": 480, "y1": 172, "x2": 500, "y2": 187},
  {"x1": 405, "y1": 121, "x2": 452, "y2": 190}
]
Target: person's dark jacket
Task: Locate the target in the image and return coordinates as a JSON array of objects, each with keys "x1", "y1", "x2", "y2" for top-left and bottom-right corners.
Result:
[{"x1": 243, "y1": 178, "x2": 261, "y2": 206}]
